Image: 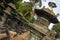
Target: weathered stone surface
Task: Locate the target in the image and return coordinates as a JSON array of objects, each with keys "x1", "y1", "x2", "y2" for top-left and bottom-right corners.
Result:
[
  {"x1": 0, "y1": 33, "x2": 7, "y2": 39},
  {"x1": 41, "y1": 36, "x2": 52, "y2": 40},
  {"x1": 9, "y1": 31, "x2": 30, "y2": 40},
  {"x1": 8, "y1": 3, "x2": 16, "y2": 9},
  {"x1": 42, "y1": 8, "x2": 55, "y2": 17}
]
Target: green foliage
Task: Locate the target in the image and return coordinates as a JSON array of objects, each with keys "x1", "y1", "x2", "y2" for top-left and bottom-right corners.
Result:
[
  {"x1": 25, "y1": 13, "x2": 35, "y2": 23},
  {"x1": 13, "y1": 0, "x2": 35, "y2": 23},
  {"x1": 6, "y1": 0, "x2": 35, "y2": 23},
  {"x1": 15, "y1": 2, "x2": 33, "y2": 14},
  {"x1": 53, "y1": 23, "x2": 60, "y2": 38}
]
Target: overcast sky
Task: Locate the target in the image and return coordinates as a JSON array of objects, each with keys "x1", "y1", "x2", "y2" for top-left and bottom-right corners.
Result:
[
  {"x1": 23, "y1": 0, "x2": 60, "y2": 15},
  {"x1": 42, "y1": 0, "x2": 60, "y2": 22},
  {"x1": 44, "y1": 0, "x2": 60, "y2": 15},
  {"x1": 23, "y1": 0, "x2": 60, "y2": 22}
]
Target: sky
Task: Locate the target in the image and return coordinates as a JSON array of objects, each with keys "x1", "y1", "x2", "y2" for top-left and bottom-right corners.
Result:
[
  {"x1": 43, "y1": 0, "x2": 60, "y2": 15},
  {"x1": 23, "y1": 0, "x2": 60, "y2": 15},
  {"x1": 23, "y1": 0, "x2": 60, "y2": 22}
]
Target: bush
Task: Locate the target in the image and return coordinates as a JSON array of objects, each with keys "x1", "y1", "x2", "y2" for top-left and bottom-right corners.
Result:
[
  {"x1": 53, "y1": 23, "x2": 60, "y2": 38},
  {"x1": 25, "y1": 13, "x2": 35, "y2": 23},
  {"x1": 14, "y1": 1, "x2": 33, "y2": 15}
]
